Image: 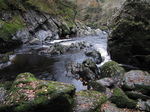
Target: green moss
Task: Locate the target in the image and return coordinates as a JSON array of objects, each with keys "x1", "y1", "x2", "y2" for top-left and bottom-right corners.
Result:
[
  {"x1": 110, "y1": 87, "x2": 137, "y2": 109},
  {"x1": 100, "y1": 61, "x2": 125, "y2": 78},
  {"x1": 0, "y1": 73, "x2": 76, "y2": 112},
  {"x1": 0, "y1": 0, "x2": 8, "y2": 10},
  {"x1": 0, "y1": 16, "x2": 25, "y2": 41}
]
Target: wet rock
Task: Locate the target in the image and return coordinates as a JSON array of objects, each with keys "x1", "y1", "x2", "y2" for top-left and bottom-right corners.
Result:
[
  {"x1": 66, "y1": 61, "x2": 82, "y2": 79},
  {"x1": 0, "y1": 52, "x2": 14, "y2": 64},
  {"x1": 108, "y1": 0, "x2": 150, "y2": 71},
  {"x1": 82, "y1": 59, "x2": 100, "y2": 80},
  {"x1": 13, "y1": 28, "x2": 30, "y2": 44},
  {"x1": 39, "y1": 43, "x2": 67, "y2": 55},
  {"x1": 66, "y1": 59, "x2": 100, "y2": 81},
  {"x1": 123, "y1": 70, "x2": 150, "y2": 95},
  {"x1": 68, "y1": 41, "x2": 92, "y2": 51},
  {"x1": 85, "y1": 49, "x2": 102, "y2": 64},
  {"x1": 34, "y1": 30, "x2": 52, "y2": 41},
  {"x1": 100, "y1": 61, "x2": 125, "y2": 87},
  {"x1": 93, "y1": 29, "x2": 103, "y2": 36},
  {"x1": 110, "y1": 87, "x2": 137, "y2": 109},
  {"x1": 0, "y1": 73, "x2": 76, "y2": 112},
  {"x1": 29, "y1": 38, "x2": 42, "y2": 45},
  {"x1": 72, "y1": 90, "x2": 106, "y2": 112}
]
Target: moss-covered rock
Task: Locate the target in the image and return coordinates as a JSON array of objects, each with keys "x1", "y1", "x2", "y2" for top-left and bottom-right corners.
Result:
[
  {"x1": 110, "y1": 87, "x2": 137, "y2": 109},
  {"x1": 101, "y1": 101, "x2": 139, "y2": 112},
  {"x1": 123, "y1": 70, "x2": 150, "y2": 96},
  {"x1": 0, "y1": 72, "x2": 76, "y2": 112},
  {"x1": 108, "y1": 0, "x2": 150, "y2": 71},
  {"x1": 72, "y1": 90, "x2": 106, "y2": 112},
  {"x1": 100, "y1": 61, "x2": 125, "y2": 86},
  {"x1": 125, "y1": 91, "x2": 150, "y2": 101},
  {"x1": 100, "y1": 61, "x2": 125, "y2": 78}
]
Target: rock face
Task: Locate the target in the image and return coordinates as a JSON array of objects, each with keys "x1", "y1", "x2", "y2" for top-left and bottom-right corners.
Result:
[
  {"x1": 108, "y1": 0, "x2": 150, "y2": 71},
  {"x1": 0, "y1": 73, "x2": 76, "y2": 112}
]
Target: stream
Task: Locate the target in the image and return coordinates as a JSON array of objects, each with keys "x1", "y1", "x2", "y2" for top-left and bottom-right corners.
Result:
[{"x1": 0, "y1": 34, "x2": 110, "y2": 91}]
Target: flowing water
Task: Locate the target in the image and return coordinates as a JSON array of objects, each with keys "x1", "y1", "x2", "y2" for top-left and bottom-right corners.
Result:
[{"x1": 0, "y1": 34, "x2": 110, "y2": 91}]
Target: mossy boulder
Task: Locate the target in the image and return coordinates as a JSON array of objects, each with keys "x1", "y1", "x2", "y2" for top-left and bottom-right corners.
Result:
[
  {"x1": 125, "y1": 91, "x2": 150, "y2": 101},
  {"x1": 100, "y1": 61, "x2": 125, "y2": 86},
  {"x1": 123, "y1": 70, "x2": 150, "y2": 96},
  {"x1": 72, "y1": 90, "x2": 106, "y2": 112},
  {"x1": 110, "y1": 87, "x2": 137, "y2": 109},
  {"x1": 0, "y1": 72, "x2": 76, "y2": 112},
  {"x1": 101, "y1": 101, "x2": 139, "y2": 112},
  {"x1": 108, "y1": 0, "x2": 150, "y2": 71}
]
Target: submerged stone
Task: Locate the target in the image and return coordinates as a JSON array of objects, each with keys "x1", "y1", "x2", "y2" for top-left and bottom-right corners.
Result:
[{"x1": 0, "y1": 72, "x2": 76, "y2": 112}]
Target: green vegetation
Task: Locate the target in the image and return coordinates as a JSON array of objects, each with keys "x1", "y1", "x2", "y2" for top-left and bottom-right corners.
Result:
[
  {"x1": 100, "y1": 61, "x2": 125, "y2": 78},
  {"x1": 0, "y1": 0, "x2": 77, "y2": 41},
  {"x1": 110, "y1": 87, "x2": 137, "y2": 109},
  {"x1": 0, "y1": 73, "x2": 76, "y2": 112},
  {"x1": 0, "y1": 16, "x2": 25, "y2": 41}
]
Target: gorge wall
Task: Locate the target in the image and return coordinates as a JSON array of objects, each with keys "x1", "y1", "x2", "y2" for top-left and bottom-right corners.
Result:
[{"x1": 108, "y1": 0, "x2": 150, "y2": 71}]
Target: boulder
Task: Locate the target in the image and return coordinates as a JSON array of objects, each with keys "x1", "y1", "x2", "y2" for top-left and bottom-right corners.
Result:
[
  {"x1": 85, "y1": 50, "x2": 102, "y2": 64},
  {"x1": 100, "y1": 61, "x2": 125, "y2": 87},
  {"x1": 125, "y1": 91, "x2": 150, "y2": 101},
  {"x1": 72, "y1": 90, "x2": 106, "y2": 112},
  {"x1": 108, "y1": 0, "x2": 150, "y2": 71},
  {"x1": 0, "y1": 73, "x2": 76, "y2": 112},
  {"x1": 88, "y1": 80, "x2": 113, "y2": 98},
  {"x1": 101, "y1": 101, "x2": 139, "y2": 112},
  {"x1": 66, "y1": 61, "x2": 82, "y2": 79},
  {"x1": 81, "y1": 59, "x2": 100, "y2": 80},
  {"x1": 110, "y1": 87, "x2": 137, "y2": 109},
  {"x1": 66, "y1": 59, "x2": 100, "y2": 81},
  {"x1": 29, "y1": 38, "x2": 42, "y2": 45},
  {"x1": 123, "y1": 70, "x2": 150, "y2": 95},
  {"x1": 137, "y1": 99, "x2": 150, "y2": 112}
]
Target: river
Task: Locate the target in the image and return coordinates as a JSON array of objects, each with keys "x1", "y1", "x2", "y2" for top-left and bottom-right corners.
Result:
[{"x1": 0, "y1": 34, "x2": 110, "y2": 91}]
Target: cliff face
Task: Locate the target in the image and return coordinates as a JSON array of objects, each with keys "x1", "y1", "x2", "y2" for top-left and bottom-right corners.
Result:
[
  {"x1": 108, "y1": 0, "x2": 150, "y2": 71},
  {"x1": 0, "y1": 0, "x2": 78, "y2": 53}
]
